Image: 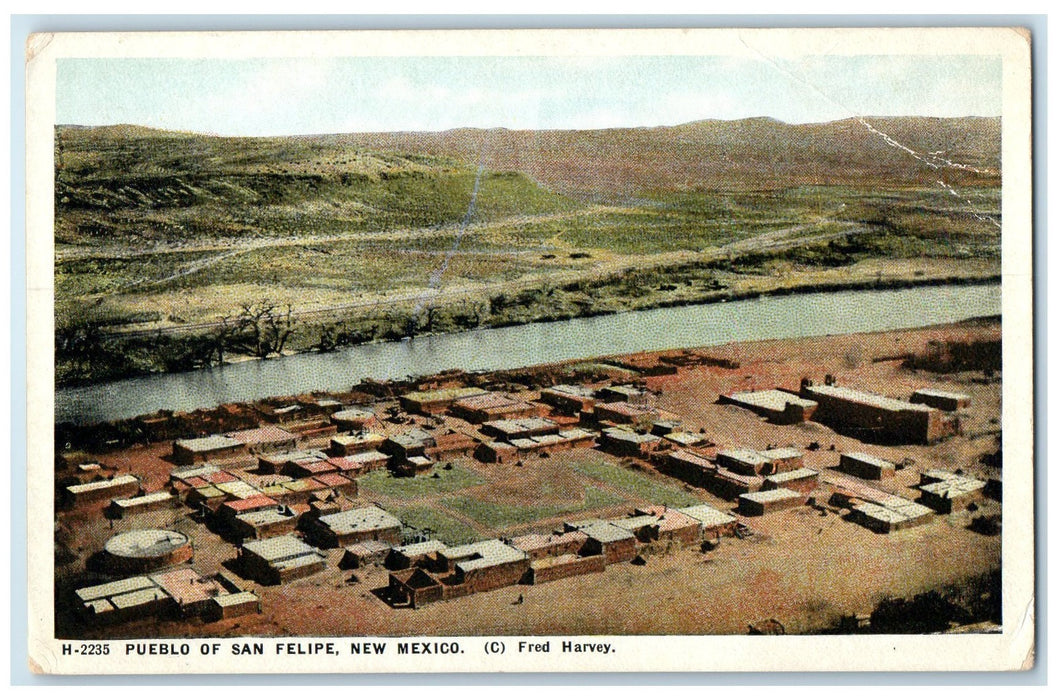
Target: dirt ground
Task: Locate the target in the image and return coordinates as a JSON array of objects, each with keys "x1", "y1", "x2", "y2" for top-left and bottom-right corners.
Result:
[{"x1": 56, "y1": 319, "x2": 1004, "y2": 638}]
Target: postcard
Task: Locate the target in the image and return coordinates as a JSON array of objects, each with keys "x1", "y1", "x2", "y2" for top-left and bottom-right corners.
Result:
[{"x1": 25, "y1": 27, "x2": 1034, "y2": 674}]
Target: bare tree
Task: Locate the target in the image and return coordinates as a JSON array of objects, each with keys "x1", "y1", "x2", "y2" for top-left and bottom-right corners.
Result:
[{"x1": 228, "y1": 300, "x2": 297, "y2": 359}]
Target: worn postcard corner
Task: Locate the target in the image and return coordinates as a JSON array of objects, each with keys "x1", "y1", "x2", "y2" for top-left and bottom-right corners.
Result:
[{"x1": 26, "y1": 26, "x2": 1033, "y2": 675}]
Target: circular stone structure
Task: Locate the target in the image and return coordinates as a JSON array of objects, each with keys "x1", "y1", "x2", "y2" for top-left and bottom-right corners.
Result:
[{"x1": 103, "y1": 529, "x2": 193, "y2": 574}]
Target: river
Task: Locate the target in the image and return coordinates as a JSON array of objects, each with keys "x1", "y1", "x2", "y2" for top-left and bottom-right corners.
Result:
[{"x1": 55, "y1": 282, "x2": 1001, "y2": 425}]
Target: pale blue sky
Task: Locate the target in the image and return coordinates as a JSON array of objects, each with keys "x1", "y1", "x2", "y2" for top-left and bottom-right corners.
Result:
[{"x1": 56, "y1": 55, "x2": 1002, "y2": 136}]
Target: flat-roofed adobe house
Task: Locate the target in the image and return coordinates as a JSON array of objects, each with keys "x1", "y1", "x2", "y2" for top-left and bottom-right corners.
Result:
[
  {"x1": 305, "y1": 505, "x2": 403, "y2": 548},
  {"x1": 238, "y1": 535, "x2": 326, "y2": 585},
  {"x1": 172, "y1": 435, "x2": 245, "y2": 465}
]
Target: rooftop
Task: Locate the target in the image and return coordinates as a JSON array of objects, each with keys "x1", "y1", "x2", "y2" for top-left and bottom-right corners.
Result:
[
  {"x1": 853, "y1": 502, "x2": 909, "y2": 524},
  {"x1": 213, "y1": 591, "x2": 259, "y2": 608},
  {"x1": 237, "y1": 509, "x2": 294, "y2": 527},
  {"x1": 103, "y1": 529, "x2": 189, "y2": 558},
  {"x1": 453, "y1": 392, "x2": 525, "y2": 411},
  {"x1": 169, "y1": 464, "x2": 221, "y2": 481},
  {"x1": 545, "y1": 384, "x2": 595, "y2": 399},
  {"x1": 242, "y1": 535, "x2": 320, "y2": 563},
  {"x1": 175, "y1": 435, "x2": 243, "y2": 452},
  {"x1": 223, "y1": 495, "x2": 279, "y2": 513},
  {"x1": 215, "y1": 481, "x2": 263, "y2": 500},
  {"x1": 764, "y1": 468, "x2": 819, "y2": 483},
  {"x1": 571, "y1": 520, "x2": 635, "y2": 544},
  {"x1": 394, "y1": 540, "x2": 447, "y2": 557},
  {"x1": 113, "y1": 491, "x2": 174, "y2": 508},
  {"x1": 225, "y1": 425, "x2": 297, "y2": 445},
  {"x1": 677, "y1": 504, "x2": 738, "y2": 529},
  {"x1": 510, "y1": 530, "x2": 588, "y2": 552},
  {"x1": 843, "y1": 452, "x2": 896, "y2": 468},
  {"x1": 596, "y1": 401, "x2": 656, "y2": 417},
  {"x1": 67, "y1": 474, "x2": 139, "y2": 494},
  {"x1": 803, "y1": 385, "x2": 933, "y2": 413},
  {"x1": 441, "y1": 539, "x2": 527, "y2": 571},
  {"x1": 75, "y1": 576, "x2": 158, "y2": 603},
  {"x1": 318, "y1": 506, "x2": 402, "y2": 535},
  {"x1": 403, "y1": 387, "x2": 487, "y2": 404},
  {"x1": 761, "y1": 447, "x2": 803, "y2": 460},
  {"x1": 741, "y1": 488, "x2": 803, "y2": 504},
  {"x1": 912, "y1": 388, "x2": 971, "y2": 401},
  {"x1": 726, "y1": 389, "x2": 818, "y2": 412},
  {"x1": 718, "y1": 448, "x2": 768, "y2": 466},
  {"x1": 332, "y1": 408, "x2": 376, "y2": 422}
]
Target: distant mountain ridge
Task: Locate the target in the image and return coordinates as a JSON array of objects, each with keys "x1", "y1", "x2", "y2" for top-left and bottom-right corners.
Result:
[{"x1": 57, "y1": 115, "x2": 1000, "y2": 197}]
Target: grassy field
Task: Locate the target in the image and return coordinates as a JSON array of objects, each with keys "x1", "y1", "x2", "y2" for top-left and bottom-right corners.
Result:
[
  {"x1": 441, "y1": 485, "x2": 625, "y2": 531},
  {"x1": 358, "y1": 461, "x2": 486, "y2": 500},
  {"x1": 570, "y1": 457, "x2": 702, "y2": 508},
  {"x1": 385, "y1": 505, "x2": 483, "y2": 546}
]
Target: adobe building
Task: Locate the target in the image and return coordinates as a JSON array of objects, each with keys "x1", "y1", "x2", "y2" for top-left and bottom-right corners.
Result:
[
  {"x1": 331, "y1": 407, "x2": 379, "y2": 432},
  {"x1": 328, "y1": 450, "x2": 389, "y2": 475},
  {"x1": 593, "y1": 401, "x2": 659, "y2": 430},
  {"x1": 624, "y1": 506, "x2": 702, "y2": 546},
  {"x1": 206, "y1": 591, "x2": 261, "y2": 621},
  {"x1": 64, "y1": 474, "x2": 141, "y2": 508},
  {"x1": 480, "y1": 417, "x2": 559, "y2": 442},
  {"x1": 232, "y1": 509, "x2": 298, "y2": 541},
  {"x1": 110, "y1": 490, "x2": 178, "y2": 518},
  {"x1": 380, "y1": 428, "x2": 436, "y2": 462},
  {"x1": 75, "y1": 576, "x2": 173, "y2": 624},
  {"x1": 427, "y1": 430, "x2": 479, "y2": 461},
  {"x1": 306, "y1": 505, "x2": 402, "y2": 548},
  {"x1": 149, "y1": 568, "x2": 225, "y2": 618},
  {"x1": 400, "y1": 386, "x2": 488, "y2": 415},
  {"x1": 435, "y1": 539, "x2": 530, "y2": 596},
  {"x1": 172, "y1": 435, "x2": 245, "y2": 465},
  {"x1": 539, "y1": 384, "x2": 596, "y2": 415},
  {"x1": 738, "y1": 488, "x2": 805, "y2": 516},
  {"x1": 388, "y1": 567, "x2": 445, "y2": 608},
  {"x1": 257, "y1": 449, "x2": 327, "y2": 475},
  {"x1": 659, "y1": 449, "x2": 715, "y2": 488},
  {"x1": 800, "y1": 382, "x2": 958, "y2": 445},
  {"x1": 328, "y1": 432, "x2": 386, "y2": 457},
  {"x1": 238, "y1": 535, "x2": 326, "y2": 585},
  {"x1": 394, "y1": 455, "x2": 436, "y2": 477},
  {"x1": 340, "y1": 540, "x2": 393, "y2": 569},
  {"x1": 839, "y1": 452, "x2": 897, "y2": 481},
  {"x1": 676, "y1": 504, "x2": 739, "y2": 539},
  {"x1": 716, "y1": 448, "x2": 768, "y2": 476},
  {"x1": 565, "y1": 520, "x2": 637, "y2": 564},
  {"x1": 851, "y1": 497, "x2": 935, "y2": 533},
  {"x1": 526, "y1": 553, "x2": 606, "y2": 585},
  {"x1": 597, "y1": 385, "x2": 648, "y2": 406},
  {"x1": 719, "y1": 389, "x2": 818, "y2": 424},
  {"x1": 309, "y1": 472, "x2": 358, "y2": 498},
  {"x1": 449, "y1": 392, "x2": 544, "y2": 423},
  {"x1": 705, "y1": 468, "x2": 765, "y2": 501},
  {"x1": 763, "y1": 468, "x2": 819, "y2": 495},
  {"x1": 717, "y1": 447, "x2": 803, "y2": 476},
  {"x1": 216, "y1": 494, "x2": 280, "y2": 525},
  {"x1": 386, "y1": 540, "x2": 448, "y2": 570},
  {"x1": 224, "y1": 425, "x2": 298, "y2": 455},
  {"x1": 661, "y1": 431, "x2": 712, "y2": 450},
  {"x1": 168, "y1": 464, "x2": 227, "y2": 494},
  {"x1": 917, "y1": 473, "x2": 986, "y2": 514},
  {"x1": 599, "y1": 427, "x2": 663, "y2": 458},
  {"x1": 910, "y1": 389, "x2": 972, "y2": 412},
  {"x1": 510, "y1": 530, "x2": 590, "y2": 561},
  {"x1": 102, "y1": 529, "x2": 194, "y2": 574}
]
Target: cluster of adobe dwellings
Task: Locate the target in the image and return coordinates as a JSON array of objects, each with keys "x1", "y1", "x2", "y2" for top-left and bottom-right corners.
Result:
[{"x1": 58, "y1": 371, "x2": 997, "y2": 622}]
